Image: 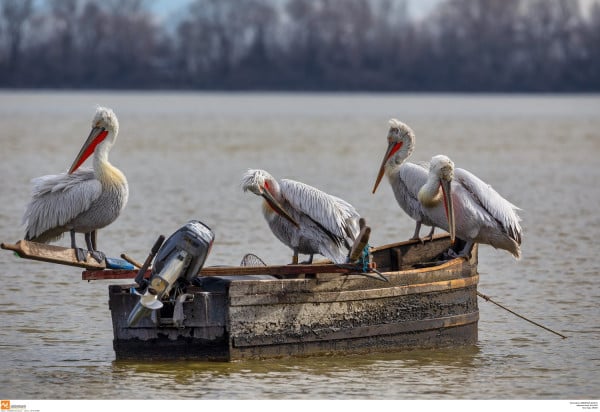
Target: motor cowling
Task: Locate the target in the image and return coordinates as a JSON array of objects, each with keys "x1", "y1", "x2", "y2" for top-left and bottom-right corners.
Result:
[{"x1": 127, "y1": 220, "x2": 214, "y2": 327}]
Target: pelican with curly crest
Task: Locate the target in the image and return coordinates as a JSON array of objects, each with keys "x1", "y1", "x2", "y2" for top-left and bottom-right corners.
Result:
[
  {"x1": 372, "y1": 119, "x2": 455, "y2": 243},
  {"x1": 242, "y1": 169, "x2": 361, "y2": 264},
  {"x1": 426, "y1": 155, "x2": 522, "y2": 259},
  {"x1": 22, "y1": 106, "x2": 128, "y2": 263}
]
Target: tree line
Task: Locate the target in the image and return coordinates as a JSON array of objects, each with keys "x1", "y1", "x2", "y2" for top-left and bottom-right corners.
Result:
[{"x1": 1, "y1": 0, "x2": 598, "y2": 91}]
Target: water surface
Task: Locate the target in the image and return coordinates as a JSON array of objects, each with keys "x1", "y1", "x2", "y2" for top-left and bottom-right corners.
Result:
[{"x1": 0, "y1": 91, "x2": 598, "y2": 400}]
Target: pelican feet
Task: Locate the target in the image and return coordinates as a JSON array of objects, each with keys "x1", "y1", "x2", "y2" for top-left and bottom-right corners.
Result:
[
  {"x1": 289, "y1": 250, "x2": 315, "y2": 265},
  {"x1": 446, "y1": 248, "x2": 470, "y2": 260},
  {"x1": 89, "y1": 249, "x2": 106, "y2": 264},
  {"x1": 300, "y1": 254, "x2": 314, "y2": 265},
  {"x1": 445, "y1": 240, "x2": 473, "y2": 261},
  {"x1": 410, "y1": 226, "x2": 436, "y2": 245},
  {"x1": 74, "y1": 247, "x2": 88, "y2": 262},
  {"x1": 410, "y1": 222, "x2": 423, "y2": 243},
  {"x1": 424, "y1": 226, "x2": 436, "y2": 242},
  {"x1": 72, "y1": 247, "x2": 106, "y2": 263},
  {"x1": 409, "y1": 236, "x2": 425, "y2": 245}
]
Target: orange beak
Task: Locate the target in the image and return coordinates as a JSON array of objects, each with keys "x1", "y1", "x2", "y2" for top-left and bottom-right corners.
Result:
[
  {"x1": 69, "y1": 126, "x2": 108, "y2": 174},
  {"x1": 372, "y1": 141, "x2": 403, "y2": 194}
]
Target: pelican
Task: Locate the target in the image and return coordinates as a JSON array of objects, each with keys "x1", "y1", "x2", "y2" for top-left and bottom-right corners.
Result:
[
  {"x1": 372, "y1": 119, "x2": 455, "y2": 242},
  {"x1": 241, "y1": 169, "x2": 361, "y2": 264},
  {"x1": 426, "y1": 155, "x2": 522, "y2": 259},
  {"x1": 22, "y1": 106, "x2": 128, "y2": 263}
]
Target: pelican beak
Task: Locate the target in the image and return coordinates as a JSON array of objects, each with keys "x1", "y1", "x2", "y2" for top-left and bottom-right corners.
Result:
[
  {"x1": 69, "y1": 126, "x2": 108, "y2": 174},
  {"x1": 261, "y1": 188, "x2": 300, "y2": 228},
  {"x1": 440, "y1": 179, "x2": 456, "y2": 243},
  {"x1": 372, "y1": 141, "x2": 402, "y2": 194}
]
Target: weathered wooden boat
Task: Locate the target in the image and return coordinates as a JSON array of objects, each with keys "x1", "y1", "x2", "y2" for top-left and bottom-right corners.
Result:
[
  {"x1": 95, "y1": 235, "x2": 478, "y2": 361},
  {"x1": 2, "y1": 232, "x2": 479, "y2": 361}
]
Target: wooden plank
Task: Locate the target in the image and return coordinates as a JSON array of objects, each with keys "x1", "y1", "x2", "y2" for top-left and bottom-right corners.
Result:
[
  {"x1": 228, "y1": 274, "x2": 479, "y2": 306},
  {"x1": 1, "y1": 240, "x2": 106, "y2": 270},
  {"x1": 84, "y1": 269, "x2": 149, "y2": 280},
  {"x1": 224, "y1": 256, "x2": 472, "y2": 297},
  {"x1": 369, "y1": 234, "x2": 452, "y2": 272},
  {"x1": 369, "y1": 233, "x2": 451, "y2": 253},
  {"x1": 202, "y1": 264, "x2": 354, "y2": 276},
  {"x1": 82, "y1": 261, "x2": 364, "y2": 280}
]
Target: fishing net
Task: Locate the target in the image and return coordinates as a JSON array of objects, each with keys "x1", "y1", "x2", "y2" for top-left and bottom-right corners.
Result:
[{"x1": 240, "y1": 253, "x2": 267, "y2": 267}]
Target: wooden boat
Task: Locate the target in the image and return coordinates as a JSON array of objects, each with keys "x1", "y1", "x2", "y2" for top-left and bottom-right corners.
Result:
[
  {"x1": 2, "y1": 234, "x2": 479, "y2": 361},
  {"x1": 99, "y1": 235, "x2": 478, "y2": 361}
]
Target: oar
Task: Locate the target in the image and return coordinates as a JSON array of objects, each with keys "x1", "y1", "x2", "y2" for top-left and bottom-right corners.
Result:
[
  {"x1": 348, "y1": 218, "x2": 371, "y2": 262},
  {"x1": 477, "y1": 291, "x2": 567, "y2": 339},
  {"x1": 120, "y1": 253, "x2": 143, "y2": 269},
  {"x1": 133, "y1": 235, "x2": 165, "y2": 288}
]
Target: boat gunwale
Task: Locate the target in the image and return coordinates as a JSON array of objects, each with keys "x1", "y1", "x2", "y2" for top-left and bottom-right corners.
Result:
[
  {"x1": 225, "y1": 274, "x2": 479, "y2": 306},
  {"x1": 221, "y1": 253, "x2": 470, "y2": 284}
]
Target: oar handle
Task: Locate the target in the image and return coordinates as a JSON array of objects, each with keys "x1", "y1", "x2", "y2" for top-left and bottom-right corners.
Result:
[
  {"x1": 134, "y1": 235, "x2": 165, "y2": 287},
  {"x1": 349, "y1": 219, "x2": 371, "y2": 263}
]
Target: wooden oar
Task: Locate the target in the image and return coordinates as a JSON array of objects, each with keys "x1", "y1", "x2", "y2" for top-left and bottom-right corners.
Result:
[
  {"x1": 133, "y1": 235, "x2": 165, "y2": 287},
  {"x1": 348, "y1": 218, "x2": 371, "y2": 262},
  {"x1": 120, "y1": 253, "x2": 143, "y2": 269}
]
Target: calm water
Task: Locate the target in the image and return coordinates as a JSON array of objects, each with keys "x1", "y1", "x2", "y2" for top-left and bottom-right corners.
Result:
[{"x1": 0, "y1": 91, "x2": 598, "y2": 400}]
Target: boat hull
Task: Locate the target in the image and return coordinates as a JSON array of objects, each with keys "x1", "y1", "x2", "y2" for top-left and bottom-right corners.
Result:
[{"x1": 109, "y1": 236, "x2": 479, "y2": 361}]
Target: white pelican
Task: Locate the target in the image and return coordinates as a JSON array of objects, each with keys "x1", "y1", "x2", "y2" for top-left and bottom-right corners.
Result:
[
  {"x1": 22, "y1": 106, "x2": 128, "y2": 262},
  {"x1": 242, "y1": 169, "x2": 361, "y2": 264},
  {"x1": 372, "y1": 119, "x2": 455, "y2": 242},
  {"x1": 426, "y1": 155, "x2": 522, "y2": 259}
]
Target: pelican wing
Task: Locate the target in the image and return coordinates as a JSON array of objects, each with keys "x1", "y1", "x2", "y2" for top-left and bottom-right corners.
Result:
[
  {"x1": 393, "y1": 161, "x2": 429, "y2": 220},
  {"x1": 400, "y1": 161, "x2": 429, "y2": 195},
  {"x1": 280, "y1": 179, "x2": 360, "y2": 241},
  {"x1": 454, "y1": 168, "x2": 522, "y2": 244},
  {"x1": 23, "y1": 168, "x2": 102, "y2": 241}
]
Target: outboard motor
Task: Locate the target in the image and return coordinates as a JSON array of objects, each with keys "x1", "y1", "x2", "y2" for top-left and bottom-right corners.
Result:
[{"x1": 127, "y1": 220, "x2": 214, "y2": 327}]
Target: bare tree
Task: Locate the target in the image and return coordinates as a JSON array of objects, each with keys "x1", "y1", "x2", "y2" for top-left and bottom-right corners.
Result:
[
  {"x1": 176, "y1": 0, "x2": 278, "y2": 87},
  {"x1": 0, "y1": 0, "x2": 597, "y2": 91},
  {"x1": 522, "y1": 0, "x2": 586, "y2": 90},
  {"x1": 1, "y1": 0, "x2": 33, "y2": 78}
]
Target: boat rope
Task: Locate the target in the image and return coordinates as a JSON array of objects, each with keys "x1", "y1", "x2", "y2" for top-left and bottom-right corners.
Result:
[
  {"x1": 360, "y1": 244, "x2": 370, "y2": 272},
  {"x1": 335, "y1": 244, "x2": 389, "y2": 282},
  {"x1": 361, "y1": 244, "x2": 389, "y2": 282},
  {"x1": 477, "y1": 291, "x2": 567, "y2": 339}
]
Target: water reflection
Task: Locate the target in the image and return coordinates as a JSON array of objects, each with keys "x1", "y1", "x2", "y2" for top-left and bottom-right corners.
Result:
[{"x1": 108, "y1": 346, "x2": 483, "y2": 399}]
